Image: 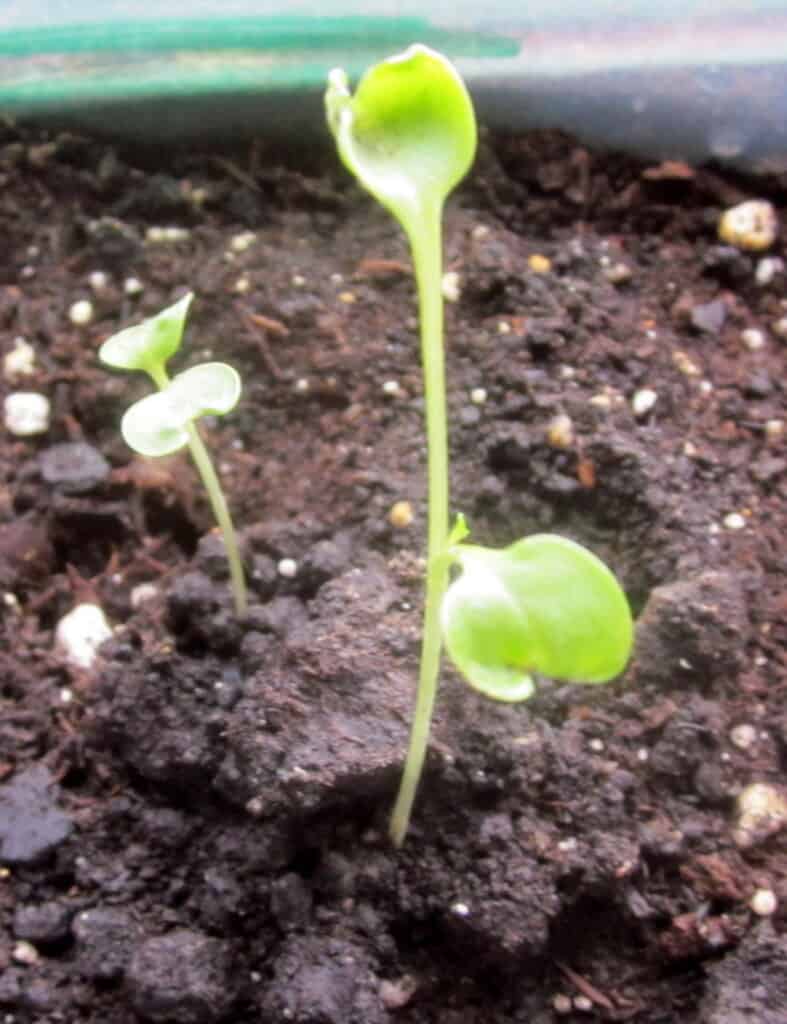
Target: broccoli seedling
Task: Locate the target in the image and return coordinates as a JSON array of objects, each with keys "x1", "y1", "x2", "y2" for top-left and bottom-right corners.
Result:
[
  {"x1": 99, "y1": 293, "x2": 247, "y2": 616},
  {"x1": 326, "y1": 46, "x2": 633, "y2": 846}
]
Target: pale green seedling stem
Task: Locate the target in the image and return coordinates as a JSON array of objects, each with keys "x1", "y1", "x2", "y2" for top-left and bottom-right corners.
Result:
[
  {"x1": 389, "y1": 203, "x2": 449, "y2": 847},
  {"x1": 325, "y1": 45, "x2": 476, "y2": 845},
  {"x1": 148, "y1": 365, "x2": 247, "y2": 617}
]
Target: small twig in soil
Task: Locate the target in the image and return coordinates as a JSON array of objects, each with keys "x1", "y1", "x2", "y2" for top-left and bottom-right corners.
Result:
[
  {"x1": 354, "y1": 257, "x2": 411, "y2": 279},
  {"x1": 65, "y1": 560, "x2": 107, "y2": 605},
  {"x1": 212, "y1": 155, "x2": 260, "y2": 192},
  {"x1": 244, "y1": 311, "x2": 290, "y2": 337},
  {"x1": 556, "y1": 961, "x2": 615, "y2": 1011},
  {"x1": 61, "y1": 413, "x2": 85, "y2": 441},
  {"x1": 240, "y1": 308, "x2": 287, "y2": 379}
]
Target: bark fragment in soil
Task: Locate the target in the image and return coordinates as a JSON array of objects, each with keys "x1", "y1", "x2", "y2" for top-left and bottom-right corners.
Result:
[
  {"x1": 0, "y1": 765, "x2": 74, "y2": 865},
  {"x1": 631, "y1": 570, "x2": 752, "y2": 689},
  {"x1": 261, "y1": 936, "x2": 385, "y2": 1024},
  {"x1": 701, "y1": 922, "x2": 787, "y2": 1024},
  {"x1": 126, "y1": 929, "x2": 237, "y2": 1024}
]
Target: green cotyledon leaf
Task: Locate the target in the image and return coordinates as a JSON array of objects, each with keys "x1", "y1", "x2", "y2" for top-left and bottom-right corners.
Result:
[
  {"x1": 441, "y1": 534, "x2": 633, "y2": 701},
  {"x1": 99, "y1": 292, "x2": 192, "y2": 375},
  {"x1": 326, "y1": 44, "x2": 476, "y2": 233},
  {"x1": 120, "y1": 362, "x2": 241, "y2": 457}
]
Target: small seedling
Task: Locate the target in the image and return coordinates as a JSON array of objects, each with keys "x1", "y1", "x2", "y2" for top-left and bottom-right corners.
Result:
[
  {"x1": 99, "y1": 293, "x2": 247, "y2": 616},
  {"x1": 326, "y1": 46, "x2": 633, "y2": 846}
]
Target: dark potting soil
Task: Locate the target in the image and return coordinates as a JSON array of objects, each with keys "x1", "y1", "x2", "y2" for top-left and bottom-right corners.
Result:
[{"x1": 0, "y1": 122, "x2": 785, "y2": 1023}]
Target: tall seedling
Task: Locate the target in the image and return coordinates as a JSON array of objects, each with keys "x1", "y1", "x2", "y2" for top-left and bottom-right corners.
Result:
[{"x1": 327, "y1": 47, "x2": 633, "y2": 845}]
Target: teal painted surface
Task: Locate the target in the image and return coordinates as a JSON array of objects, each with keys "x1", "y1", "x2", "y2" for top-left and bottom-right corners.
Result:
[
  {"x1": 0, "y1": 13, "x2": 517, "y2": 114},
  {"x1": 0, "y1": 15, "x2": 516, "y2": 58}
]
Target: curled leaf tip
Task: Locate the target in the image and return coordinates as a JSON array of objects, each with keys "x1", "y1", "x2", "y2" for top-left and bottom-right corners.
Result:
[
  {"x1": 324, "y1": 45, "x2": 477, "y2": 232},
  {"x1": 327, "y1": 67, "x2": 349, "y2": 94},
  {"x1": 99, "y1": 292, "x2": 194, "y2": 374}
]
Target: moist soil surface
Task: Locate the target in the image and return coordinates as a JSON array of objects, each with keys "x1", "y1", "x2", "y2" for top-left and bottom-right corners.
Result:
[{"x1": 0, "y1": 122, "x2": 785, "y2": 1024}]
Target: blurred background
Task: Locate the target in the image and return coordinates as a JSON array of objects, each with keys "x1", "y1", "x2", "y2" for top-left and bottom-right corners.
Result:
[{"x1": 1, "y1": 1, "x2": 786, "y2": 169}]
